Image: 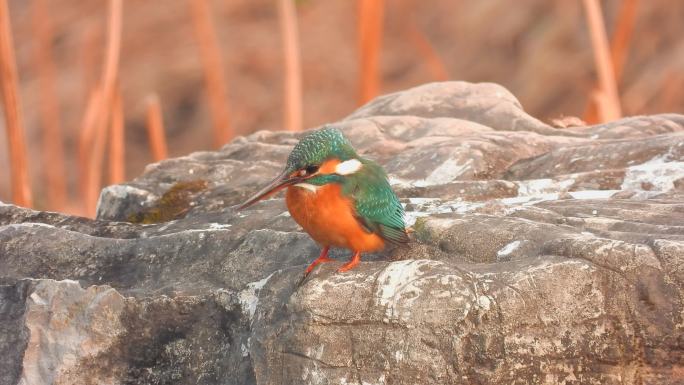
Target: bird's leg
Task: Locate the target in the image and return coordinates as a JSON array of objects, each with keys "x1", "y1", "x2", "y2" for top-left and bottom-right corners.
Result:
[
  {"x1": 304, "y1": 246, "x2": 333, "y2": 276},
  {"x1": 337, "y1": 251, "x2": 361, "y2": 272}
]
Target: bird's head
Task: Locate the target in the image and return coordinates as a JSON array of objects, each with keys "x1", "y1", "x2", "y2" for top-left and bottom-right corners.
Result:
[{"x1": 238, "y1": 126, "x2": 362, "y2": 209}]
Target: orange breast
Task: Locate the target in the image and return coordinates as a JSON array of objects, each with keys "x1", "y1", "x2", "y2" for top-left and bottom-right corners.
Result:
[{"x1": 285, "y1": 183, "x2": 385, "y2": 252}]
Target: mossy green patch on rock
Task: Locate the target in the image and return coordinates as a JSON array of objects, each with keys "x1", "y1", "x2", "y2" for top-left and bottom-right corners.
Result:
[
  {"x1": 412, "y1": 216, "x2": 433, "y2": 242},
  {"x1": 128, "y1": 180, "x2": 208, "y2": 224}
]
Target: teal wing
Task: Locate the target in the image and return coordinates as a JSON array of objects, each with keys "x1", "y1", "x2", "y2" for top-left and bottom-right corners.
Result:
[{"x1": 345, "y1": 161, "x2": 409, "y2": 245}]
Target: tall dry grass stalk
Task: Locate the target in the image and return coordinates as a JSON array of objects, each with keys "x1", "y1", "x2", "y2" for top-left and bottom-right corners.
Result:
[
  {"x1": 84, "y1": 0, "x2": 122, "y2": 216},
  {"x1": 278, "y1": 0, "x2": 303, "y2": 132},
  {"x1": 582, "y1": 0, "x2": 622, "y2": 122},
  {"x1": 584, "y1": 0, "x2": 638, "y2": 123},
  {"x1": 145, "y1": 94, "x2": 168, "y2": 162},
  {"x1": 0, "y1": 0, "x2": 33, "y2": 207},
  {"x1": 189, "y1": 0, "x2": 233, "y2": 146},
  {"x1": 78, "y1": 88, "x2": 102, "y2": 200},
  {"x1": 31, "y1": 0, "x2": 67, "y2": 211},
  {"x1": 80, "y1": 24, "x2": 101, "y2": 110},
  {"x1": 357, "y1": 0, "x2": 385, "y2": 105},
  {"x1": 610, "y1": 0, "x2": 639, "y2": 82},
  {"x1": 109, "y1": 86, "x2": 125, "y2": 184},
  {"x1": 86, "y1": 98, "x2": 110, "y2": 216}
]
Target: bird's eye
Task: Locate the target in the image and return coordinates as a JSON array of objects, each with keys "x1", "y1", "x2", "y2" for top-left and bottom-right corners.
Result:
[{"x1": 305, "y1": 165, "x2": 319, "y2": 175}]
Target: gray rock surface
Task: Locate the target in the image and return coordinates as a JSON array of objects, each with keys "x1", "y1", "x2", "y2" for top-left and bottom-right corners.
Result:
[{"x1": 1, "y1": 81, "x2": 683, "y2": 384}]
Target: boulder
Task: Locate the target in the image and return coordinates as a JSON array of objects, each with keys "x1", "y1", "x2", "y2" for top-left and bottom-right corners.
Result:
[{"x1": 1, "y1": 82, "x2": 683, "y2": 384}]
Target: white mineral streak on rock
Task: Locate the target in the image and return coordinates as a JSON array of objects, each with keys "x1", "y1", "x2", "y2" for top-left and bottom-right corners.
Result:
[
  {"x1": 516, "y1": 178, "x2": 574, "y2": 196},
  {"x1": 621, "y1": 153, "x2": 684, "y2": 198},
  {"x1": 0, "y1": 222, "x2": 58, "y2": 232},
  {"x1": 387, "y1": 176, "x2": 412, "y2": 188},
  {"x1": 154, "y1": 223, "x2": 233, "y2": 236},
  {"x1": 362, "y1": 375, "x2": 386, "y2": 385},
  {"x1": 302, "y1": 366, "x2": 326, "y2": 385},
  {"x1": 567, "y1": 190, "x2": 618, "y2": 199},
  {"x1": 402, "y1": 178, "x2": 625, "y2": 226},
  {"x1": 208, "y1": 223, "x2": 232, "y2": 230},
  {"x1": 394, "y1": 350, "x2": 404, "y2": 361},
  {"x1": 375, "y1": 260, "x2": 466, "y2": 323},
  {"x1": 403, "y1": 187, "x2": 622, "y2": 226},
  {"x1": 403, "y1": 198, "x2": 444, "y2": 226},
  {"x1": 377, "y1": 260, "x2": 432, "y2": 321},
  {"x1": 516, "y1": 178, "x2": 552, "y2": 195},
  {"x1": 497, "y1": 240, "x2": 522, "y2": 258},
  {"x1": 99, "y1": 184, "x2": 156, "y2": 202},
  {"x1": 156, "y1": 221, "x2": 175, "y2": 232},
  {"x1": 403, "y1": 198, "x2": 483, "y2": 226},
  {"x1": 407, "y1": 197, "x2": 439, "y2": 205},
  {"x1": 376, "y1": 260, "x2": 433, "y2": 322},
  {"x1": 238, "y1": 272, "x2": 276, "y2": 322},
  {"x1": 413, "y1": 158, "x2": 473, "y2": 187},
  {"x1": 477, "y1": 295, "x2": 492, "y2": 311},
  {"x1": 19, "y1": 280, "x2": 126, "y2": 385}
]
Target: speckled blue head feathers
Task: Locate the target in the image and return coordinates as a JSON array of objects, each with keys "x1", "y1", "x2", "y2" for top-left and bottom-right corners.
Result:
[{"x1": 285, "y1": 126, "x2": 357, "y2": 172}]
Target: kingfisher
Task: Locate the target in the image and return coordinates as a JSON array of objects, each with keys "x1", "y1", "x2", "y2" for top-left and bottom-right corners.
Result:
[{"x1": 238, "y1": 126, "x2": 409, "y2": 276}]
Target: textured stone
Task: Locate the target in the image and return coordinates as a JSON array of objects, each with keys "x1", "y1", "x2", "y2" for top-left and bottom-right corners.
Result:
[{"x1": 1, "y1": 82, "x2": 683, "y2": 384}]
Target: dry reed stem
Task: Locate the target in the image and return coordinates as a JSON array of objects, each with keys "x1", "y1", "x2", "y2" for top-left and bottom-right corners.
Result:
[
  {"x1": 278, "y1": 0, "x2": 303, "y2": 131},
  {"x1": 109, "y1": 86, "x2": 125, "y2": 184},
  {"x1": 145, "y1": 94, "x2": 168, "y2": 161},
  {"x1": 407, "y1": 20, "x2": 449, "y2": 81},
  {"x1": 591, "y1": 90, "x2": 611, "y2": 121},
  {"x1": 584, "y1": 0, "x2": 638, "y2": 122},
  {"x1": 85, "y1": 0, "x2": 122, "y2": 216},
  {"x1": 189, "y1": 0, "x2": 233, "y2": 146},
  {"x1": 582, "y1": 0, "x2": 622, "y2": 122},
  {"x1": 76, "y1": 25, "x2": 101, "y2": 199},
  {"x1": 79, "y1": 24, "x2": 101, "y2": 112},
  {"x1": 86, "y1": 98, "x2": 109, "y2": 217},
  {"x1": 31, "y1": 0, "x2": 67, "y2": 211},
  {"x1": 0, "y1": 0, "x2": 33, "y2": 207},
  {"x1": 77, "y1": 88, "x2": 101, "y2": 199},
  {"x1": 358, "y1": 0, "x2": 385, "y2": 105},
  {"x1": 610, "y1": 0, "x2": 639, "y2": 82}
]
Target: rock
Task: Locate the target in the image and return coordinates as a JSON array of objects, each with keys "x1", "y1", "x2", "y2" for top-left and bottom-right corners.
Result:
[
  {"x1": 1, "y1": 82, "x2": 683, "y2": 384},
  {"x1": 0, "y1": 278, "x2": 250, "y2": 385},
  {"x1": 18, "y1": 279, "x2": 126, "y2": 385}
]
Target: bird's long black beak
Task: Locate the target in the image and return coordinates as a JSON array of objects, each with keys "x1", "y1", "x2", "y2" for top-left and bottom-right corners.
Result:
[{"x1": 238, "y1": 170, "x2": 301, "y2": 210}]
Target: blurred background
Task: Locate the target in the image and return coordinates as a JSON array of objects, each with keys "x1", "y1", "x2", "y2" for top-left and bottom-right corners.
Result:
[{"x1": 0, "y1": 0, "x2": 682, "y2": 216}]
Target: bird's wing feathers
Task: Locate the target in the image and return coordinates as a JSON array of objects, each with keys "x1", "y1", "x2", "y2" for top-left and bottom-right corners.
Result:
[{"x1": 346, "y1": 161, "x2": 409, "y2": 245}]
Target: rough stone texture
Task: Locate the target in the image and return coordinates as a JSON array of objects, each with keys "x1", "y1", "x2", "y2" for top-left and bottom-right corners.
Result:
[{"x1": 1, "y1": 81, "x2": 684, "y2": 384}]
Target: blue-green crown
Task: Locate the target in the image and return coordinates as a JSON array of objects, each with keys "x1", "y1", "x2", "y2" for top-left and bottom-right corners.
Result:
[{"x1": 286, "y1": 126, "x2": 357, "y2": 171}]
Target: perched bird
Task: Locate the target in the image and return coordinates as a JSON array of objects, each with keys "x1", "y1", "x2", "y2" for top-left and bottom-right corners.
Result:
[{"x1": 239, "y1": 126, "x2": 408, "y2": 276}]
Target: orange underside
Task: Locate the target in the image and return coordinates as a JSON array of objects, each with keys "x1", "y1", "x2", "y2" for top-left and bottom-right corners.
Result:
[{"x1": 286, "y1": 183, "x2": 385, "y2": 253}]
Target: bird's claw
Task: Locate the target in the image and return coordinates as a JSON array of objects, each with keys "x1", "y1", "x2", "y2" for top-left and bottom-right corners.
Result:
[{"x1": 296, "y1": 271, "x2": 311, "y2": 288}]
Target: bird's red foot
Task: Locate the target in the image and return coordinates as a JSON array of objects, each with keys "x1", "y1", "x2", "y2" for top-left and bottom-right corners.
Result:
[
  {"x1": 337, "y1": 251, "x2": 361, "y2": 273},
  {"x1": 304, "y1": 246, "x2": 333, "y2": 276}
]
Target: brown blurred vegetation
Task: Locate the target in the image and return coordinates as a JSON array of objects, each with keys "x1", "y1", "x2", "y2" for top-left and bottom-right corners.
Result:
[{"x1": 0, "y1": 0, "x2": 683, "y2": 216}]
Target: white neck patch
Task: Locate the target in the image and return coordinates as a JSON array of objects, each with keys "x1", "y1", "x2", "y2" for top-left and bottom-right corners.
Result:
[
  {"x1": 335, "y1": 159, "x2": 362, "y2": 175},
  {"x1": 294, "y1": 183, "x2": 319, "y2": 193}
]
